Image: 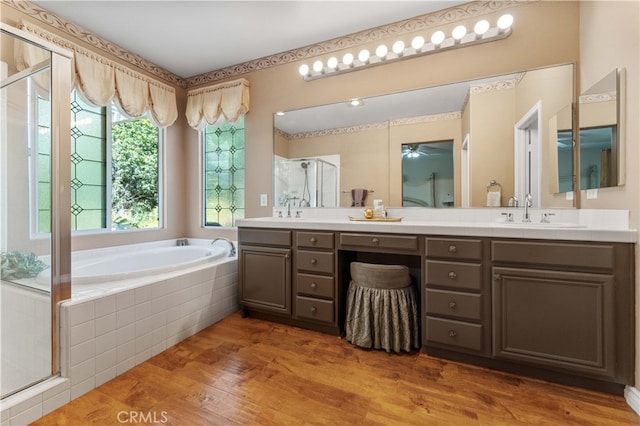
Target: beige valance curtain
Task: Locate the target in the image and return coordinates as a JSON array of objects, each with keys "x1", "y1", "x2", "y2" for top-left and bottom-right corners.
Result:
[
  {"x1": 16, "y1": 21, "x2": 178, "y2": 127},
  {"x1": 186, "y1": 78, "x2": 250, "y2": 129}
]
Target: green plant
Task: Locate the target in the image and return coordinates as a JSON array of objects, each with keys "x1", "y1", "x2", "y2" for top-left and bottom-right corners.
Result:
[{"x1": 1, "y1": 251, "x2": 49, "y2": 281}]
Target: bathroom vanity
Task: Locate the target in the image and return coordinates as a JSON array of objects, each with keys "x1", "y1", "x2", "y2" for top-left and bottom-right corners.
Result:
[{"x1": 236, "y1": 210, "x2": 635, "y2": 393}]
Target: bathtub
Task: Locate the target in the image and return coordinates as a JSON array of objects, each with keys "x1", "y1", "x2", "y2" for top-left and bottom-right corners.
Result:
[
  {"x1": 38, "y1": 244, "x2": 229, "y2": 285},
  {"x1": 58, "y1": 239, "x2": 238, "y2": 405}
]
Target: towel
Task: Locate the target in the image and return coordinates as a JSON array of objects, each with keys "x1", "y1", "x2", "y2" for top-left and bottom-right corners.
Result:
[
  {"x1": 486, "y1": 191, "x2": 501, "y2": 207},
  {"x1": 351, "y1": 189, "x2": 368, "y2": 207}
]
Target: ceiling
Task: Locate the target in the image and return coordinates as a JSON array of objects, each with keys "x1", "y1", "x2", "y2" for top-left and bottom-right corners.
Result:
[
  {"x1": 274, "y1": 73, "x2": 517, "y2": 134},
  {"x1": 31, "y1": 1, "x2": 467, "y2": 79}
]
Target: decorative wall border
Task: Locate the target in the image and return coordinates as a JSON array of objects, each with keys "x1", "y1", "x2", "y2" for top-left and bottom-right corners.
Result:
[
  {"x1": 278, "y1": 111, "x2": 462, "y2": 140},
  {"x1": 3, "y1": 0, "x2": 526, "y2": 88},
  {"x1": 580, "y1": 92, "x2": 616, "y2": 104}
]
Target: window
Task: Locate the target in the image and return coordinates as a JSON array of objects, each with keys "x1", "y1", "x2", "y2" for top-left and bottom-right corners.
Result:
[
  {"x1": 203, "y1": 116, "x2": 245, "y2": 227},
  {"x1": 34, "y1": 89, "x2": 162, "y2": 233}
]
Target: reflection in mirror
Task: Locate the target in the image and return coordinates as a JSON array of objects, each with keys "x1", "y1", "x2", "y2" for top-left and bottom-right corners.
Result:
[
  {"x1": 555, "y1": 104, "x2": 574, "y2": 193},
  {"x1": 578, "y1": 69, "x2": 622, "y2": 189},
  {"x1": 274, "y1": 64, "x2": 574, "y2": 209},
  {"x1": 401, "y1": 141, "x2": 454, "y2": 207},
  {"x1": 273, "y1": 155, "x2": 339, "y2": 208}
]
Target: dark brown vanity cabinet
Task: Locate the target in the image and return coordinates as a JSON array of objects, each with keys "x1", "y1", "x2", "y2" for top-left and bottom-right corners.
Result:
[
  {"x1": 424, "y1": 238, "x2": 489, "y2": 354},
  {"x1": 294, "y1": 231, "x2": 338, "y2": 330},
  {"x1": 238, "y1": 228, "x2": 292, "y2": 316},
  {"x1": 491, "y1": 240, "x2": 634, "y2": 385}
]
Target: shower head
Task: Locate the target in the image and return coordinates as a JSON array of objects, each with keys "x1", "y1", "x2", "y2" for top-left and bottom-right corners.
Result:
[{"x1": 301, "y1": 161, "x2": 309, "y2": 169}]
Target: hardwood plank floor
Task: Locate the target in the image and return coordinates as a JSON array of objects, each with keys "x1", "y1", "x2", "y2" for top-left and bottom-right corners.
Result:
[{"x1": 34, "y1": 313, "x2": 640, "y2": 425}]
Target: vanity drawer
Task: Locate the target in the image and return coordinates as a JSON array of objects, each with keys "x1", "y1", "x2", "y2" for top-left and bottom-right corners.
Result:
[
  {"x1": 339, "y1": 233, "x2": 418, "y2": 251},
  {"x1": 239, "y1": 228, "x2": 291, "y2": 247},
  {"x1": 491, "y1": 240, "x2": 614, "y2": 270},
  {"x1": 426, "y1": 238, "x2": 482, "y2": 260},
  {"x1": 426, "y1": 316, "x2": 482, "y2": 351},
  {"x1": 296, "y1": 231, "x2": 334, "y2": 250},
  {"x1": 426, "y1": 289, "x2": 481, "y2": 321},
  {"x1": 297, "y1": 273, "x2": 334, "y2": 299},
  {"x1": 426, "y1": 260, "x2": 482, "y2": 290},
  {"x1": 295, "y1": 296, "x2": 334, "y2": 323},
  {"x1": 296, "y1": 250, "x2": 334, "y2": 274}
]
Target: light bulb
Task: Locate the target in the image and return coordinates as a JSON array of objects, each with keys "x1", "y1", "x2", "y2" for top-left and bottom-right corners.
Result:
[
  {"x1": 497, "y1": 14, "x2": 514, "y2": 30},
  {"x1": 392, "y1": 40, "x2": 405, "y2": 54},
  {"x1": 349, "y1": 99, "x2": 363, "y2": 107},
  {"x1": 430, "y1": 30, "x2": 445, "y2": 46},
  {"x1": 375, "y1": 44, "x2": 388, "y2": 58},
  {"x1": 343, "y1": 53, "x2": 354, "y2": 66},
  {"x1": 358, "y1": 49, "x2": 370, "y2": 62},
  {"x1": 313, "y1": 60, "x2": 323, "y2": 72},
  {"x1": 327, "y1": 57, "x2": 338, "y2": 69},
  {"x1": 452, "y1": 25, "x2": 467, "y2": 40},
  {"x1": 474, "y1": 20, "x2": 490, "y2": 36},
  {"x1": 298, "y1": 64, "x2": 309, "y2": 76},
  {"x1": 411, "y1": 36, "x2": 425, "y2": 50}
]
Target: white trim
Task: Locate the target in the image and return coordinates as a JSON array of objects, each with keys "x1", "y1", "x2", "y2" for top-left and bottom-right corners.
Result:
[
  {"x1": 624, "y1": 386, "x2": 640, "y2": 416},
  {"x1": 514, "y1": 100, "x2": 542, "y2": 207},
  {"x1": 461, "y1": 133, "x2": 470, "y2": 208}
]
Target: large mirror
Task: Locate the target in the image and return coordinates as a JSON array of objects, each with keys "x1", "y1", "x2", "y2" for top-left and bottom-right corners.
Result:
[
  {"x1": 273, "y1": 64, "x2": 574, "y2": 209},
  {"x1": 578, "y1": 68, "x2": 624, "y2": 190}
]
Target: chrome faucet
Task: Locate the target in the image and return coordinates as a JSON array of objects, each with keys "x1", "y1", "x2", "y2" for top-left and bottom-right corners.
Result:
[
  {"x1": 523, "y1": 193, "x2": 533, "y2": 223},
  {"x1": 211, "y1": 237, "x2": 236, "y2": 257}
]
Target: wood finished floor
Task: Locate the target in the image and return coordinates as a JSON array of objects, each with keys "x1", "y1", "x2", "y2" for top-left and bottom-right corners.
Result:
[{"x1": 34, "y1": 312, "x2": 640, "y2": 426}]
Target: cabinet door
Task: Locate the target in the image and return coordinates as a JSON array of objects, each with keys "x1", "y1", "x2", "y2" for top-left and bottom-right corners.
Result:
[
  {"x1": 492, "y1": 267, "x2": 615, "y2": 379},
  {"x1": 239, "y1": 245, "x2": 291, "y2": 315}
]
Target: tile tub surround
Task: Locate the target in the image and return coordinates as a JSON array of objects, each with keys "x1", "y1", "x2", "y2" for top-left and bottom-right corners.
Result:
[
  {"x1": 1, "y1": 240, "x2": 238, "y2": 425},
  {"x1": 250, "y1": 208, "x2": 636, "y2": 243}
]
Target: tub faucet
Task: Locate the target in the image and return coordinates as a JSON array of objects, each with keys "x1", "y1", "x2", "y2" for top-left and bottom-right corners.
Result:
[{"x1": 211, "y1": 237, "x2": 236, "y2": 257}]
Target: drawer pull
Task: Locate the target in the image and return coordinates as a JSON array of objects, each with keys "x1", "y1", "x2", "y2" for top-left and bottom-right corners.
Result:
[
  {"x1": 448, "y1": 271, "x2": 457, "y2": 279},
  {"x1": 310, "y1": 237, "x2": 317, "y2": 244},
  {"x1": 310, "y1": 258, "x2": 317, "y2": 265},
  {"x1": 448, "y1": 301, "x2": 457, "y2": 310},
  {"x1": 311, "y1": 306, "x2": 317, "y2": 315},
  {"x1": 448, "y1": 330, "x2": 457, "y2": 338},
  {"x1": 372, "y1": 237, "x2": 380, "y2": 244},
  {"x1": 448, "y1": 245, "x2": 457, "y2": 253},
  {"x1": 310, "y1": 282, "x2": 317, "y2": 289}
]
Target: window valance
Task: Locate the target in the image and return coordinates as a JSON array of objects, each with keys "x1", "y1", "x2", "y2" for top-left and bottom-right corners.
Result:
[
  {"x1": 186, "y1": 78, "x2": 250, "y2": 129},
  {"x1": 16, "y1": 21, "x2": 178, "y2": 127}
]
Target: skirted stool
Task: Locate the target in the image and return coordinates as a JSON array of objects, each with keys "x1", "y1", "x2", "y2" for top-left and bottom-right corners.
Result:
[{"x1": 345, "y1": 262, "x2": 420, "y2": 353}]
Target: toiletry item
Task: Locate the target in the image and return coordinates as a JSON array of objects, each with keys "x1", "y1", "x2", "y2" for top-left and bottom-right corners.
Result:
[{"x1": 364, "y1": 208, "x2": 373, "y2": 219}]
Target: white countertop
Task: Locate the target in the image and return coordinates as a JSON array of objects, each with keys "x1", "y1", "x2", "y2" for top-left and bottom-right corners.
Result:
[{"x1": 236, "y1": 208, "x2": 637, "y2": 243}]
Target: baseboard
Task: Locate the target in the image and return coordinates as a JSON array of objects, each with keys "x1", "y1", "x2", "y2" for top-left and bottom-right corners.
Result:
[{"x1": 624, "y1": 386, "x2": 640, "y2": 415}]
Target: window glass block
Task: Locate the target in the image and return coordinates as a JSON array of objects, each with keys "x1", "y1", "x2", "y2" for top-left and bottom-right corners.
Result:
[
  {"x1": 38, "y1": 129, "x2": 51, "y2": 154},
  {"x1": 77, "y1": 186, "x2": 107, "y2": 209},
  {"x1": 75, "y1": 209, "x2": 106, "y2": 230},
  {"x1": 202, "y1": 116, "x2": 244, "y2": 227},
  {"x1": 75, "y1": 161, "x2": 106, "y2": 186},
  {"x1": 38, "y1": 182, "x2": 51, "y2": 210},
  {"x1": 39, "y1": 211, "x2": 51, "y2": 233},
  {"x1": 76, "y1": 136, "x2": 106, "y2": 162}
]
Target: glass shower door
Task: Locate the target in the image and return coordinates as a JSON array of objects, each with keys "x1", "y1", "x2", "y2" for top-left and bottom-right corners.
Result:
[{"x1": 1, "y1": 31, "x2": 54, "y2": 398}]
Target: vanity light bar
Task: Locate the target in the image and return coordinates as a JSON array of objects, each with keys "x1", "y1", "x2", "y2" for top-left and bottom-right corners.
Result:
[{"x1": 299, "y1": 14, "x2": 514, "y2": 81}]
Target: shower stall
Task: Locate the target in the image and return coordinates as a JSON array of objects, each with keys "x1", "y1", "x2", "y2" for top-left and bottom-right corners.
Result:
[
  {"x1": 274, "y1": 156, "x2": 339, "y2": 208},
  {"x1": 1, "y1": 24, "x2": 72, "y2": 399}
]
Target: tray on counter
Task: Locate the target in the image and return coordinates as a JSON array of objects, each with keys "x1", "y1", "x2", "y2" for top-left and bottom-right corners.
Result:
[{"x1": 348, "y1": 216, "x2": 403, "y2": 222}]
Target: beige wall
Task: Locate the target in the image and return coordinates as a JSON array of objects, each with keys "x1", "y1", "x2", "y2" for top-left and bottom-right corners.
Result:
[
  {"x1": 201, "y1": 0, "x2": 581, "y2": 224},
  {"x1": 468, "y1": 87, "x2": 516, "y2": 207},
  {"x1": 579, "y1": 0, "x2": 640, "y2": 387}
]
